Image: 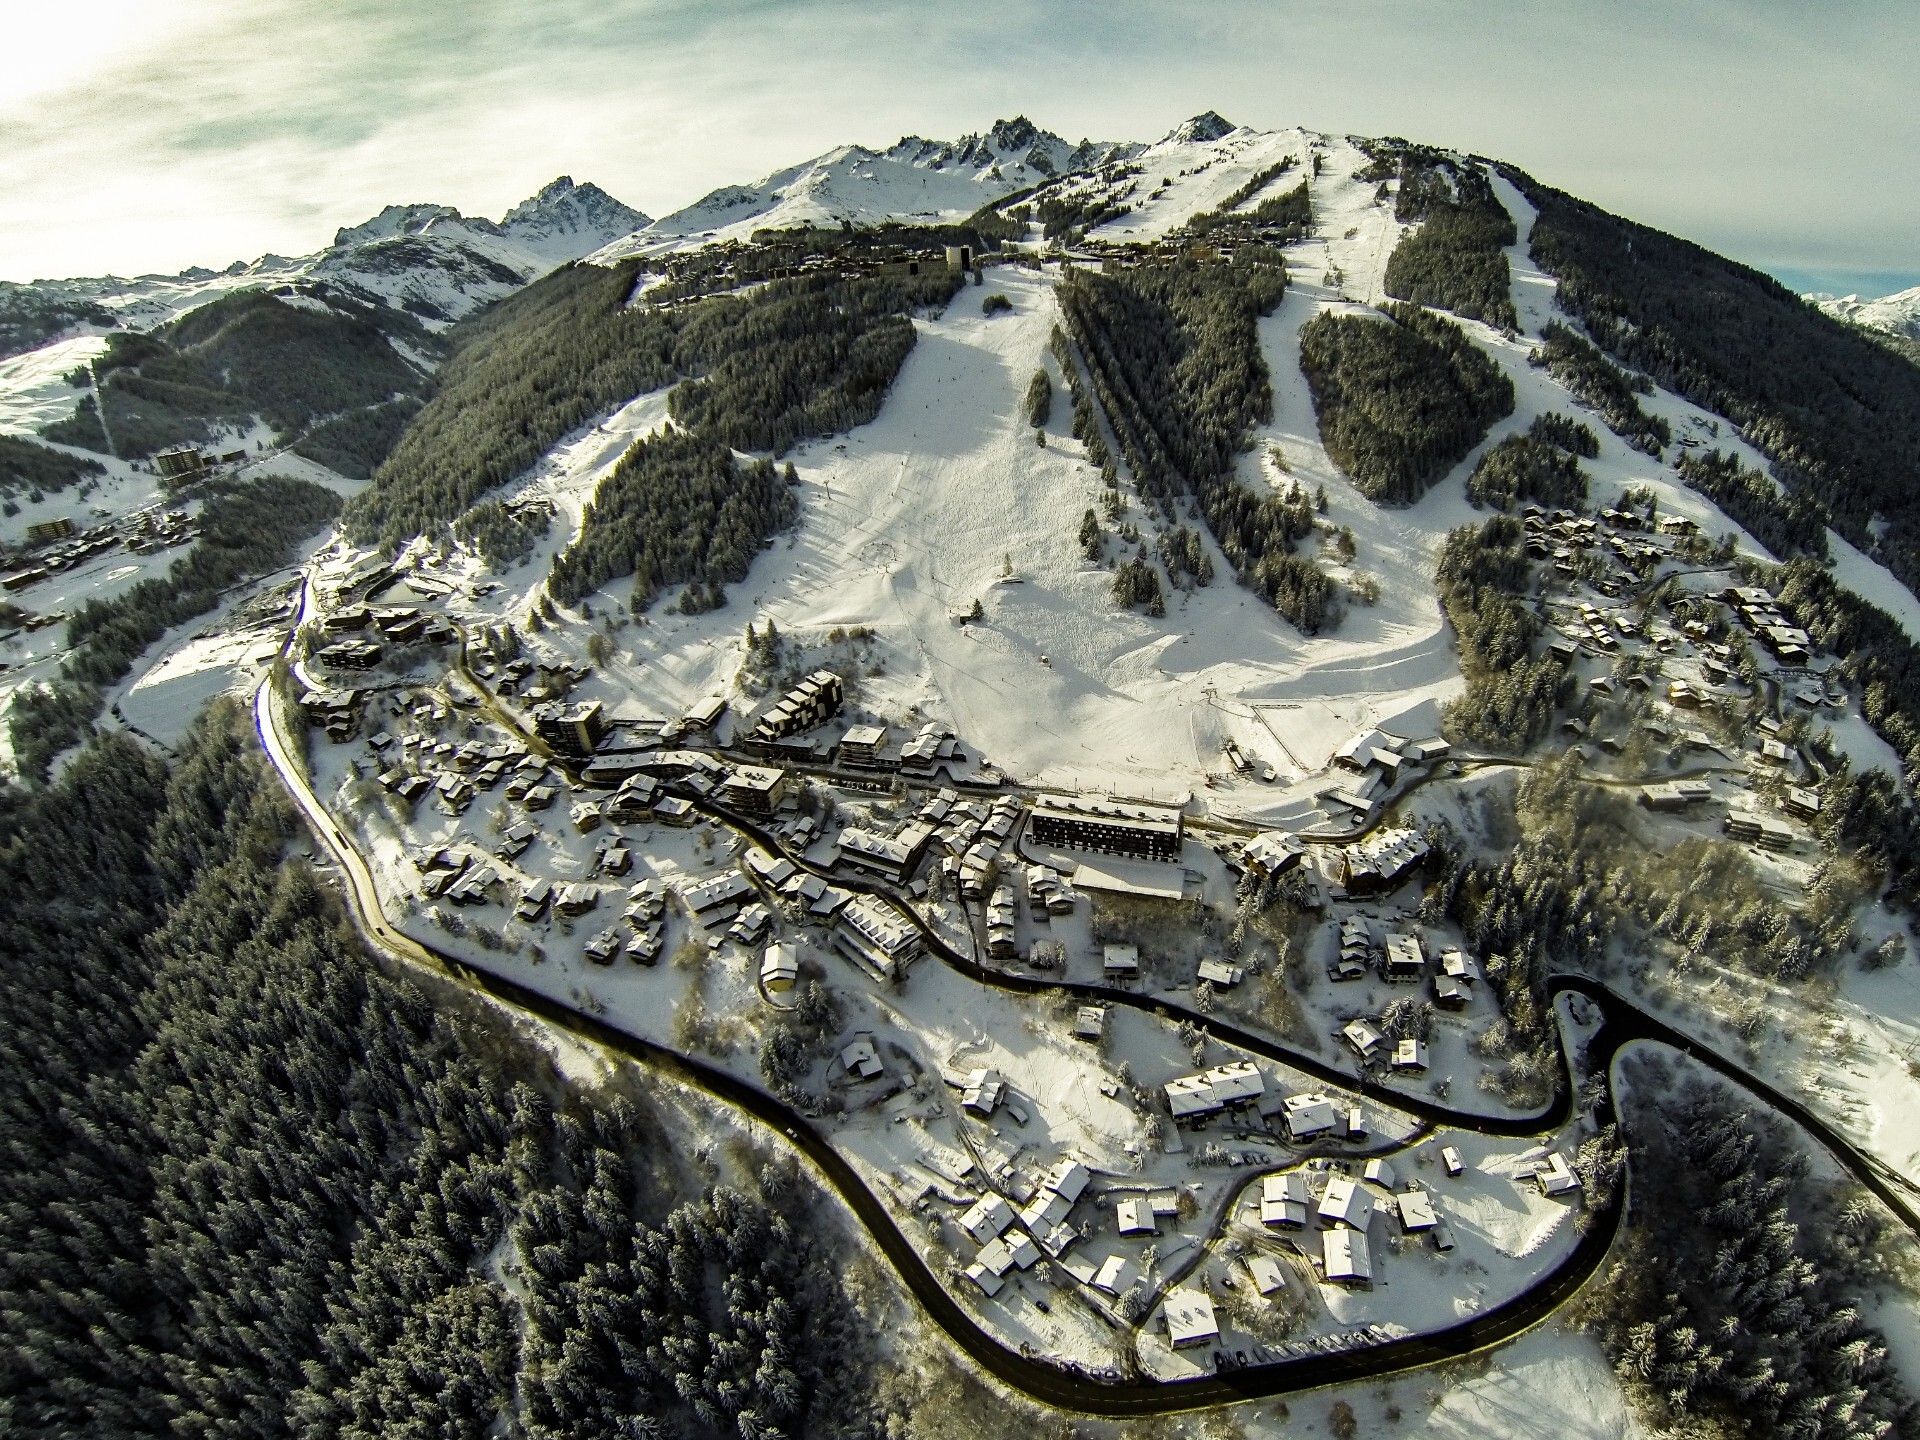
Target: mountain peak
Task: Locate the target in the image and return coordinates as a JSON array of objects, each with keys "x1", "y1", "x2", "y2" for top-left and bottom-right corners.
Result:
[
  {"x1": 333, "y1": 202, "x2": 464, "y2": 249},
  {"x1": 499, "y1": 178, "x2": 650, "y2": 247},
  {"x1": 1168, "y1": 111, "x2": 1236, "y2": 144}
]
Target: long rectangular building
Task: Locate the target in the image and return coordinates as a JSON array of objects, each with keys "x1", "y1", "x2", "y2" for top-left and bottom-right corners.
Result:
[{"x1": 1028, "y1": 794, "x2": 1184, "y2": 863}]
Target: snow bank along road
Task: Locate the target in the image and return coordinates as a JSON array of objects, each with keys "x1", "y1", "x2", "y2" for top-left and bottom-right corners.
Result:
[{"x1": 252, "y1": 672, "x2": 1920, "y2": 1415}]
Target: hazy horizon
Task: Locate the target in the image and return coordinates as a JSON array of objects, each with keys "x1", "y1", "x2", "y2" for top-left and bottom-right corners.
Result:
[{"x1": 4, "y1": 1, "x2": 1915, "y2": 298}]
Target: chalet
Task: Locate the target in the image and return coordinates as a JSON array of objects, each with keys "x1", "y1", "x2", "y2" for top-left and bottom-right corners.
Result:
[
  {"x1": 625, "y1": 927, "x2": 663, "y2": 965},
  {"x1": 836, "y1": 822, "x2": 934, "y2": 884},
  {"x1": 1091, "y1": 1255, "x2": 1137, "y2": 1297},
  {"x1": 654, "y1": 796, "x2": 695, "y2": 825},
  {"x1": 1282, "y1": 1094, "x2": 1337, "y2": 1141},
  {"x1": 985, "y1": 884, "x2": 1018, "y2": 959},
  {"x1": 1116, "y1": 1197, "x2": 1156, "y2": 1236},
  {"x1": 1073, "y1": 1005, "x2": 1107, "y2": 1042},
  {"x1": 583, "y1": 927, "x2": 623, "y2": 965},
  {"x1": 496, "y1": 822, "x2": 537, "y2": 861},
  {"x1": 555, "y1": 882, "x2": 599, "y2": 916},
  {"x1": 833, "y1": 894, "x2": 920, "y2": 979},
  {"x1": 839, "y1": 1036, "x2": 883, "y2": 1080},
  {"x1": 515, "y1": 879, "x2": 552, "y2": 921},
  {"x1": 1343, "y1": 826, "x2": 1429, "y2": 895},
  {"x1": 1260, "y1": 1172, "x2": 1309, "y2": 1228},
  {"x1": 607, "y1": 774, "x2": 661, "y2": 822},
  {"x1": 1363, "y1": 1157, "x2": 1398, "y2": 1189},
  {"x1": 1246, "y1": 1253, "x2": 1288, "y2": 1296},
  {"x1": 1161, "y1": 1286, "x2": 1219, "y2": 1349},
  {"x1": 960, "y1": 1068, "x2": 1005, "y2": 1116},
  {"x1": 1341, "y1": 1018, "x2": 1386, "y2": 1061},
  {"x1": 959, "y1": 1194, "x2": 1014, "y2": 1243},
  {"x1": 1162, "y1": 1060, "x2": 1264, "y2": 1124},
  {"x1": 685, "y1": 871, "x2": 753, "y2": 925},
  {"x1": 1395, "y1": 1189, "x2": 1438, "y2": 1234},
  {"x1": 1317, "y1": 1175, "x2": 1373, "y2": 1229},
  {"x1": 728, "y1": 902, "x2": 771, "y2": 946},
  {"x1": 1535, "y1": 1151, "x2": 1582, "y2": 1198},
  {"x1": 1102, "y1": 943, "x2": 1141, "y2": 981},
  {"x1": 898, "y1": 722, "x2": 956, "y2": 775},
  {"x1": 963, "y1": 1262, "x2": 1004, "y2": 1299},
  {"x1": 571, "y1": 801, "x2": 604, "y2": 833},
  {"x1": 1434, "y1": 974, "x2": 1470, "y2": 1009},
  {"x1": 1239, "y1": 831, "x2": 1304, "y2": 881},
  {"x1": 1384, "y1": 933, "x2": 1425, "y2": 982},
  {"x1": 1196, "y1": 958, "x2": 1243, "y2": 988},
  {"x1": 1391, "y1": 1037, "x2": 1429, "y2": 1072},
  {"x1": 1334, "y1": 915, "x2": 1374, "y2": 981}
]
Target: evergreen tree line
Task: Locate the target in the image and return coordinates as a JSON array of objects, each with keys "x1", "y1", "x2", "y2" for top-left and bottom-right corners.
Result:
[
  {"x1": 1298, "y1": 302, "x2": 1515, "y2": 505},
  {"x1": 1771, "y1": 556, "x2": 1920, "y2": 906},
  {"x1": 291, "y1": 395, "x2": 425, "y2": 480},
  {"x1": 1433, "y1": 513, "x2": 1566, "y2": 750},
  {"x1": 0, "y1": 433, "x2": 105, "y2": 497},
  {"x1": 1679, "y1": 449, "x2": 1831, "y2": 560},
  {"x1": 42, "y1": 290, "x2": 427, "y2": 461},
  {"x1": 1529, "y1": 410, "x2": 1600, "y2": 457},
  {"x1": 345, "y1": 259, "x2": 679, "y2": 549},
  {"x1": 1427, "y1": 756, "x2": 1853, "y2": 1101},
  {"x1": 1584, "y1": 1074, "x2": 1918, "y2": 1440},
  {"x1": 1465, "y1": 428, "x2": 1591, "y2": 511},
  {"x1": 1057, "y1": 259, "x2": 1346, "y2": 631},
  {"x1": 8, "y1": 475, "x2": 341, "y2": 780},
  {"x1": 1031, "y1": 190, "x2": 1133, "y2": 241},
  {"x1": 1506, "y1": 165, "x2": 1920, "y2": 597},
  {"x1": 0, "y1": 709, "x2": 893, "y2": 1438},
  {"x1": 549, "y1": 269, "x2": 957, "y2": 612},
  {"x1": 548, "y1": 431, "x2": 797, "y2": 613},
  {"x1": 666, "y1": 270, "x2": 960, "y2": 454},
  {"x1": 1531, "y1": 321, "x2": 1670, "y2": 455},
  {"x1": 1185, "y1": 162, "x2": 1310, "y2": 241},
  {"x1": 1382, "y1": 154, "x2": 1519, "y2": 330},
  {"x1": 453, "y1": 499, "x2": 552, "y2": 569},
  {"x1": 1110, "y1": 553, "x2": 1166, "y2": 616},
  {"x1": 1024, "y1": 368, "x2": 1051, "y2": 427}
]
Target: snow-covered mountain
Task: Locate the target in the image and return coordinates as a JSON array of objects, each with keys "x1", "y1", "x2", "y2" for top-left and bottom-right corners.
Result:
[
  {"x1": 0, "y1": 176, "x2": 649, "y2": 356},
  {"x1": 1811, "y1": 285, "x2": 1920, "y2": 341},
  {"x1": 595, "y1": 115, "x2": 1137, "y2": 258}
]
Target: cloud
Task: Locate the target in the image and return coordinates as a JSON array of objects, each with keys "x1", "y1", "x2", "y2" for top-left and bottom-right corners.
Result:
[{"x1": 1, "y1": 0, "x2": 1914, "y2": 290}]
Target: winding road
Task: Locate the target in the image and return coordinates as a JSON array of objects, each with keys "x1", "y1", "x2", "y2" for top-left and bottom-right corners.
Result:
[{"x1": 252, "y1": 663, "x2": 1920, "y2": 1415}]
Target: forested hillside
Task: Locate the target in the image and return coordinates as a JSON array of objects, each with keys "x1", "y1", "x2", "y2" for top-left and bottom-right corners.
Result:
[
  {"x1": 1058, "y1": 258, "x2": 1351, "y2": 631},
  {"x1": 549, "y1": 432, "x2": 797, "y2": 611},
  {"x1": 1584, "y1": 1070, "x2": 1917, "y2": 1440},
  {"x1": 0, "y1": 433, "x2": 105, "y2": 496},
  {"x1": 1298, "y1": 303, "x2": 1514, "y2": 504},
  {"x1": 41, "y1": 290, "x2": 428, "y2": 460},
  {"x1": 1382, "y1": 152, "x2": 1518, "y2": 330},
  {"x1": 344, "y1": 258, "x2": 678, "y2": 548},
  {"x1": 348, "y1": 255, "x2": 958, "y2": 560},
  {"x1": 1507, "y1": 167, "x2": 1920, "y2": 590},
  {"x1": 0, "y1": 709, "x2": 896, "y2": 1438},
  {"x1": 8, "y1": 474, "x2": 342, "y2": 779}
]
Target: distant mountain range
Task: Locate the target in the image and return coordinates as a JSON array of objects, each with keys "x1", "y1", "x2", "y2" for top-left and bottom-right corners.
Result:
[
  {"x1": 1809, "y1": 285, "x2": 1920, "y2": 342},
  {"x1": 0, "y1": 176, "x2": 650, "y2": 358}
]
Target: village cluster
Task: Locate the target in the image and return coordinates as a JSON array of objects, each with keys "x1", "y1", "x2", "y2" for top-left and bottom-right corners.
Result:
[{"x1": 276, "y1": 537, "x2": 1678, "y2": 1371}]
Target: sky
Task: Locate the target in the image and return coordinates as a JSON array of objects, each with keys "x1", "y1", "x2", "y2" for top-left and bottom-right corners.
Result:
[{"x1": 3, "y1": 0, "x2": 1914, "y2": 296}]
